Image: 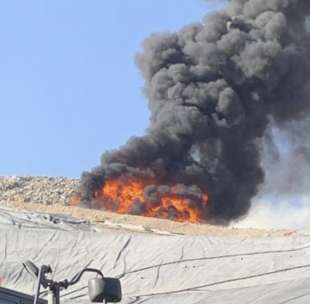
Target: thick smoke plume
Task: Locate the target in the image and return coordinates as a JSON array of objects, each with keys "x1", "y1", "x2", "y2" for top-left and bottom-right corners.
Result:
[{"x1": 80, "y1": 0, "x2": 310, "y2": 224}]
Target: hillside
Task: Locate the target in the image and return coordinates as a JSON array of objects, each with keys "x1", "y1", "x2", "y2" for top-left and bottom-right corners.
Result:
[{"x1": 0, "y1": 176, "x2": 304, "y2": 237}]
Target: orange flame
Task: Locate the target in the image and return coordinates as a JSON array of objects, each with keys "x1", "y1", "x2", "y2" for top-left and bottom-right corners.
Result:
[
  {"x1": 70, "y1": 194, "x2": 81, "y2": 206},
  {"x1": 92, "y1": 178, "x2": 208, "y2": 223}
]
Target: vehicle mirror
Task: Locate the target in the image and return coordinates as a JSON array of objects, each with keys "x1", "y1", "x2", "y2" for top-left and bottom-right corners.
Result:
[
  {"x1": 88, "y1": 277, "x2": 122, "y2": 303},
  {"x1": 23, "y1": 260, "x2": 39, "y2": 277}
]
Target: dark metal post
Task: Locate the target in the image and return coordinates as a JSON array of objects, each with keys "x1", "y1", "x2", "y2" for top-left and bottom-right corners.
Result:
[{"x1": 33, "y1": 267, "x2": 44, "y2": 304}]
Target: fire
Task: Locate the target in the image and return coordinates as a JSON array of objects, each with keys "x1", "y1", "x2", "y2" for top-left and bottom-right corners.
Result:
[
  {"x1": 70, "y1": 194, "x2": 81, "y2": 206},
  {"x1": 92, "y1": 178, "x2": 208, "y2": 223}
]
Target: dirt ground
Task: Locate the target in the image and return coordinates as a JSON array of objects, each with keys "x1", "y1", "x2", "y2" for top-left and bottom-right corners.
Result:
[{"x1": 2, "y1": 199, "x2": 306, "y2": 237}]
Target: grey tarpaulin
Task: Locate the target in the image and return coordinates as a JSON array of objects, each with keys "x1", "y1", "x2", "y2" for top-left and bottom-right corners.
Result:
[
  {"x1": 1, "y1": 208, "x2": 310, "y2": 303},
  {"x1": 0, "y1": 207, "x2": 97, "y2": 232}
]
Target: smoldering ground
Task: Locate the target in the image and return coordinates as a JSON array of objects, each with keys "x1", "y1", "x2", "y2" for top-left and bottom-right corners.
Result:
[{"x1": 80, "y1": 0, "x2": 310, "y2": 224}]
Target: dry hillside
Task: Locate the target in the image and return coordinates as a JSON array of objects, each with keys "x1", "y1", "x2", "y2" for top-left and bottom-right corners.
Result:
[{"x1": 0, "y1": 176, "x2": 305, "y2": 237}]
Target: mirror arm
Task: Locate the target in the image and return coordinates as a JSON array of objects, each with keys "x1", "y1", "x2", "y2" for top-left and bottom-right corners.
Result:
[{"x1": 68, "y1": 268, "x2": 104, "y2": 286}]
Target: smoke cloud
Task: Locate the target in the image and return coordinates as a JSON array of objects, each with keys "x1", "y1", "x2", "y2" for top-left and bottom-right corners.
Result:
[{"x1": 80, "y1": 0, "x2": 310, "y2": 224}]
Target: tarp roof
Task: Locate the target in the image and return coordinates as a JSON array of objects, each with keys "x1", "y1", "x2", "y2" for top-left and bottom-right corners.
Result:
[{"x1": 1, "y1": 207, "x2": 310, "y2": 304}]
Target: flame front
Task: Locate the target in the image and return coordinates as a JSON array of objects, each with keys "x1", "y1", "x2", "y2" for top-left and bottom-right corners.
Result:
[{"x1": 92, "y1": 179, "x2": 208, "y2": 223}]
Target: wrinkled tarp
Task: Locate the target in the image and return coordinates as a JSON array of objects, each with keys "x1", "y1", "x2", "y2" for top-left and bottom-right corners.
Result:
[
  {"x1": 1, "y1": 208, "x2": 310, "y2": 304},
  {"x1": 0, "y1": 207, "x2": 97, "y2": 232}
]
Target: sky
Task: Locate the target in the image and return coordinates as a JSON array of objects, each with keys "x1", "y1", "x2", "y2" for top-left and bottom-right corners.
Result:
[{"x1": 0, "y1": 0, "x2": 225, "y2": 178}]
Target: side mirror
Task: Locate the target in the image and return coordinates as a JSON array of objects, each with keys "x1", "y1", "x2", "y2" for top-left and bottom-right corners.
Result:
[
  {"x1": 88, "y1": 277, "x2": 122, "y2": 303},
  {"x1": 23, "y1": 260, "x2": 39, "y2": 277}
]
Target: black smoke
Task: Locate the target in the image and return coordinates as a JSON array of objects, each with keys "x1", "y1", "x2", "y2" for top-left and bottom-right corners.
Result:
[{"x1": 80, "y1": 0, "x2": 310, "y2": 224}]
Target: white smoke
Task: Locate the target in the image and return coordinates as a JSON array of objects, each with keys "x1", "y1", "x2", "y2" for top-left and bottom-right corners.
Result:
[
  {"x1": 234, "y1": 119, "x2": 310, "y2": 229},
  {"x1": 234, "y1": 195, "x2": 310, "y2": 229}
]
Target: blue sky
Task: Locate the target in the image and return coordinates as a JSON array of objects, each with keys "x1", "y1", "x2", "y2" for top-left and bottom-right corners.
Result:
[{"x1": 0, "y1": 1, "x2": 225, "y2": 178}]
